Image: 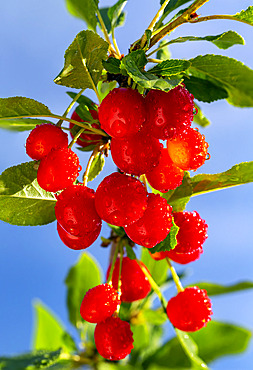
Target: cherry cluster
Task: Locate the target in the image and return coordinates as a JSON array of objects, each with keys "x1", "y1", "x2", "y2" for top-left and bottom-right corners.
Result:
[{"x1": 25, "y1": 85, "x2": 212, "y2": 361}]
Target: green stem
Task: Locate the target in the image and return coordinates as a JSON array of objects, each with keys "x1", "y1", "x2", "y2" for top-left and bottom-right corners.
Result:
[
  {"x1": 62, "y1": 88, "x2": 85, "y2": 119},
  {"x1": 140, "y1": 0, "x2": 171, "y2": 48},
  {"x1": 147, "y1": 57, "x2": 163, "y2": 63},
  {"x1": 107, "y1": 242, "x2": 120, "y2": 284},
  {"x1": 137, "y1": 260, "x2": 167, "y2": 312},
  {"x1": 149, "y1": 0, "x2": 210, "y2": 48},
  {"x1": 0, "y1": 114, "x2": 108, "y2": 136},
  {"x1": 96, "y1": 8, "x2": 119, "y2": 57},
  {"x1": 117, "y1": 243, "x2": 124, "y2": 300},
  {"x1": 68, "y1": 128, "x2": 85, "y2": 149},
  {"x1": 189, "y1": 14, "x2": 253, "y2": 27},
  {"x1": 166, "y1": 258, "x2": 184, "y2": 293},
  {"x1": 111, "y1": 27, "x2": 121, "y2": 57}
]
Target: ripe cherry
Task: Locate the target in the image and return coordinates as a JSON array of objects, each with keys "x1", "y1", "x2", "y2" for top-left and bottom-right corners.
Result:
[
  {"x1": 94, "y1": 316, "x2": 134, "y2": 360},
  {"x1": 110, "y1": 129, "x2": 161, "y2": 176},
  {"x1": 146, "y1": 148, "x2": 184, "y2": 192},
  {"x1": 166, "y1": 286, "x2": 213, "y2": 331},
  {"x1": 55, "y1": 184, "x2": 102, "y2": 236},
  {"x1": 167, "y1": 127, "x2": 209, "y2": 171},
  {"x1": 98, "y1": 88, "x2": 146, "y2": 138},
  {"x1": 145, "y1": 86, "x2": 194, "y2": 140},
  {"x1": 166, "y1": 248, "x2": 203, "y2": 265},
  {"x1": 70, "y1": 110, "x2": 103, "y2": 148},
  {"x1": 26, "y1": 123, "x2": 68, "y2": 160},
  {"x1": 125, "y1": 193, "x2": 172, "y2": 248},
  {"x1": 80, "y1": 284, "x2": 120, "y2": 323},
  {"x1": 37, "y1": 147, "x2": 81, "y2": 192},
  {"x1": 95, "y1": 172, "x2": 147, "y2": 227},
  {"x1": 107, "y1": 257, "x2": 151, "y2": 302},
  {"x1": 57, "y1": 222, "x2": 100, "y2": 250}
]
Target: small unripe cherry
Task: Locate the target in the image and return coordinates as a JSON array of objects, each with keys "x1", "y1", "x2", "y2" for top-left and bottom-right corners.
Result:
[
  {"x1": 55, "y1": 184, "x2": 102, "y2": 236},
  {"x1": 110, "y1": 129, "x2": 161, "y2": 176},
  {"x1": 166, "y1": 286, "x2": 213, "y2": 331},
  {"x1": 145, "y1": 86, "x2": 194, "y2": 140},
  {"x1": 94, "y1": 316, "x2": 134, "y2": 360},
  {"x1": 107, "y1": 257, "x2": 151, "y2": 302},
  {"x1": 37, "y1": 147, "x2": 81, "y2": 192},
  {"x1": 26, "y1": 123, "x2": 68, "y2": 160},
  {"x1": 98, "y1": 88, "x2": 146, "y2": 138},
  {"x1": 95, "y1": 172, "x2": 147, "y2": 227},
  {"x1": 167, "y1": 127, "x2": 209, "y2": 171},
  {"x1": 80, "y1": 284, "x2": 120, "y2": 323},
  {"x1": 70, "y1": 110, "x2": 103, "y2": 147},
  {"x1": 57, "y1": 222, "x2": 100, "y2": 250},
  {"x1": 146, "y1": 148, "x2": 184, "y2": 192},
  {"x1": 124, "y1": 193, "x2": 172, "y2": 248}
]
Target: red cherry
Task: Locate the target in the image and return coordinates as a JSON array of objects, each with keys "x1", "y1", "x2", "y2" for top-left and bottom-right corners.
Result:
[
  {"x1": 26, "y1": 123, "x2": 68, "y2": 160},
  {"x1": 170, "y1": 211, "x2": 208, "y2": 254},
  {"x1": 110, "y1": 129, "x2": 161, "y2": 176},
  {"x1": 167, "y1": 127, "x2": 209, "y2": 171},
  {"x1": 94, "y1": 316, "x2": 134, "y2": 360},
  {"x1": 166, "y1": 286, "x2": 213, "y2": 331},
  {"x1": 146, "y1": 148, "x2": 184, "y2": 192},
  {"x1": 57, "y1": 222, "x2": 100, "y2": 250},
  {"x1": 70, "y1": 110, "x2": 103, "y2": 147},
  {"x1": 166, "y1": 248, "x2": 203, "y2": 264},
  {"x1": 107, "y1": 257, "x2": 151, "y2": 302},
  {"x1": 145, "y1": 86, "x2": 194, "y2": 140},
  {"x1": 80, "y1": 284, "x2": 120, "y2": 323},
  {"x1": 98, "y1": 88, "x2": 146, "y2": 138},
  {"x1": 95, "y1": 172, "x2": 147, "y2": 226},
  {"x1": 37, "y1": 148, "x2": 81, "y2": 192},
  {"x1": 124, "y1": 194, "x2": 172, "y2": 248},
  {"x1": 55, "y1": 184, "x2": 101, "y2": 236}
]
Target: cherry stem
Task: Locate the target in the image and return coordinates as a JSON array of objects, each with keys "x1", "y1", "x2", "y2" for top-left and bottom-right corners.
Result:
[
  {"x1": 166, "y1": 258, "x2": 184, "y2": 293},
  {"x1": 107, "y1": 241, "x2": 120, "y2": 284},
  {"x1": 96, "y1": 8, "x2": 120, "y2": 58},
  {"x1": 140, "y1": 0, "x2": 171, "y2": 48},
  {"x1": 189, "y1": 14, "x2": 253, "y2": 26},
  {"x1": 137, "y1": 260, "x2": 168, "y2": 312},
  {"x1": 68, "y1": 128, "x2": 85, "y2": 149},
  {"x1": 116, "y1": 242, "x2": 124, "y2": 314},
  {"x1": 82, "y1": 144, "x2": 102, "y2": 186},
  {"x1": 149, "y1": 0, "x2": 210, "y2": 48},
  {"x1": 61, "y1": 89, "x2": 85, "y2": 123},
  {"x1": 140, "y1": 174, "x2": 148, "y2": 191}
]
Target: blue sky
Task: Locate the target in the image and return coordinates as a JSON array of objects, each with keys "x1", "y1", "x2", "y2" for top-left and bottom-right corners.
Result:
[{"x1": 0, "y1": 1, "x2": 253, "y2": 368}]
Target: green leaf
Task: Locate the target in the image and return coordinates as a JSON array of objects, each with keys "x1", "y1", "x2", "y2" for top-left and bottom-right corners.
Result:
[
  {"x1": 97, "y1": 80, "x2": 117, "y2": 100},
  {"x1": 190, "y1": 321, "x2": 252, "y2": 363},
  {"x1": 75, "y1": 104, "x2": 93, "y2": 122},
  {"x1": 189, "y1": 54, "x2": 253, "y2": 107},
  {"x1": 0, "y1": 349, "x2": 63, "y2": 370},
  {"x1": 149, "y1": 59, "x2": 190, "y2": 77},
  {"x1": 142, "y1": 308, "x2": 167, "y2": 325},
  {"x1": 194, "y1": 103, "x2": 210, "y2": 127},
  {"x1": 54, "y1": 30, "x2": 108, "y2": 90},
  {"x1": 125, "y1": 243, "x2": 137, "y2": 260},
  {"x1": 190, "y1": 281, "x2": 253, "y2": 296},
  {"x1": 125, "y1": 50, "x2": 148, "y2": 69},
  {"x1": 175, "y1": 329, "x2": 208, "y2": 369},
  {"x1": 99, "y1": 3, "x2": 126, "y2": 35},
  {"x1": 0, "y1": 97, "x2": 51, "y2": 121},
  {"x1": 102, "y1": 57, "x2": 121, "y2": 74},
  {"x1": 149, "y1": 219, "x2": 179, "y2": 254},
  {"x1": 33, "y1": 301, "x2": 76, "y2": 353},
  {"x1": 0, "y1": 118, "x2": 51, "y2": 132},
  {"x1": 77, "y1": 144, "x2": 97, "y2": 152},
  {"x1": 121, "y1": 53, "x2": 181, "y2": 91},
  {"x1": 131, "y1": 323, "x2": 150, "y2": 352},
  {"x1": 162, "y1": 172, "x2": 192, "y2": 212},
  {"x1": 66, "y1": 91, "x2": 95, "y2": 110},
  {"x1": 107, "y1": 223, "x2": 126, "y2": 237},
  {"x1": 168, "y1": 31, "x2": 245, "y2": 50},
  {"x1": 87, "y1": 153, "x2": 105, "y2": 181},
  {"x1": 234, "y1": 6, "x2": 253, "y2": 26},
  {"x1": 65, "y1": 0, "x2": 98, "y2": 31},
  {"x1": 161, "y1": 0, "x2": 193, "y2": 15},
  {"x1": 65, "y1": 252, "x2": 102, "y2": 328},
  {"x1": 156, "y1": 40, "x2": 171, "y2": 61},
  {"x1": 141, "y1": 248, "x2": 168, "y2": 286},
  {"x1": 108, "y1": 0, "x2": 127, "y2": 30},
  {"x1": 0, "y1": 162, "x2": 56, "y2": 226},
  {"x1": 190, "y1": 162, "x2": 253, "y2": 196},
  {"x1": 183, "y1": 75, "x2": 228, "y2": 103}
]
